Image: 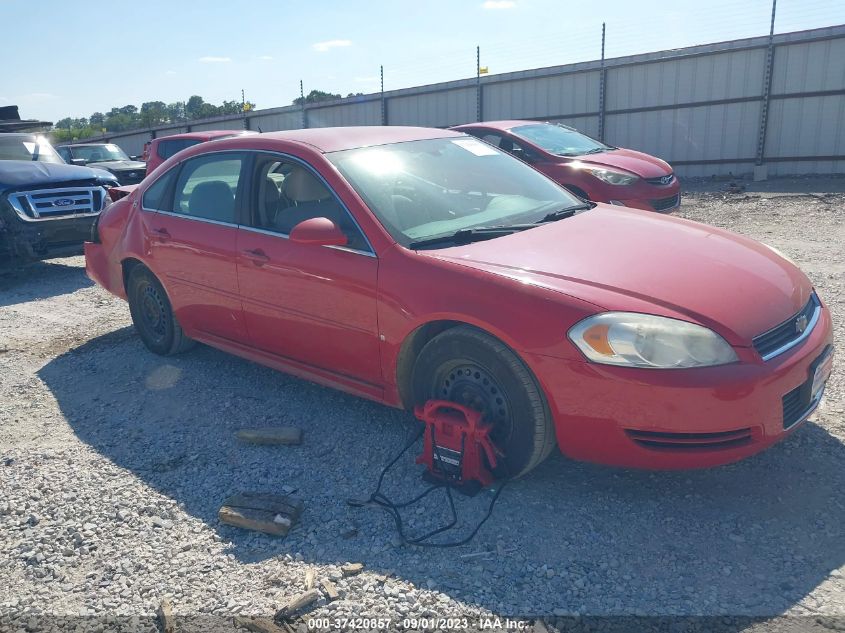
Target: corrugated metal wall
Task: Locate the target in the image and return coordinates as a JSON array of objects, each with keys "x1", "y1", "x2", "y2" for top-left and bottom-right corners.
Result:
[{"x1": 73, "y1": 24, "x2": 845, "y2": 178}]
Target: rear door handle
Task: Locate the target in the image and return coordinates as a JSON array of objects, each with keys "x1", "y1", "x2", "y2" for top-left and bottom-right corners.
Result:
[
  {"x1": 150, "y1": 227, "x2": 171, "y2": 241},
  {"x1": 242, "y1": 248, "x2": 270, "y2": 266}
]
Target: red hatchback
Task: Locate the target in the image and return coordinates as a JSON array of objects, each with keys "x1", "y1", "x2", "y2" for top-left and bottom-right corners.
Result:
[
  {"x1": 85, "y1": 126, "x2": 833, "y2": 475},
  {"x1": 452, "y1": 121, "x2": 681, "y2": 212}
]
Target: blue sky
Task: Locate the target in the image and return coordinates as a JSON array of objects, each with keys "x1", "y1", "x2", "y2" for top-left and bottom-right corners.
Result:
[{"x1": 2, "y1": 0, "x2": 843, "y2": 122}]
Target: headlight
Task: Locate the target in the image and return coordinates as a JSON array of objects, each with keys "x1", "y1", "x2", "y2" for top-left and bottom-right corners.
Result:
[
  {"x1": 100, "y1": 187, "x2": 113, "y2": 212},
  {"x1": 568, "y1": 312, "x2": 737, "y2": 368},
  {"x1": 586, "y1": 168, "x2": 638, "y2": 185}
]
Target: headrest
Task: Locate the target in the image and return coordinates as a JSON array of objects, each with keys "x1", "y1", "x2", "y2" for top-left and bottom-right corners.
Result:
[{"x1": 283, "y1": 167, "x2": 330, "y2": 203}]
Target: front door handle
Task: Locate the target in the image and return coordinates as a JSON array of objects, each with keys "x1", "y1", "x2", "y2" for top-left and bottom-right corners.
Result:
[
  {"x1": 150, "y1": 227, "x2": 171, "y2": 241},
  {"x1": 242, "y1": 248, "x2": 270, "y2": 266}
]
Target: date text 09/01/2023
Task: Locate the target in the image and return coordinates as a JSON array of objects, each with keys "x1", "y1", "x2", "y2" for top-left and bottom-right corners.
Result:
[{"x1": 306, "y1": 616, "x2": 532, "y2": 630}]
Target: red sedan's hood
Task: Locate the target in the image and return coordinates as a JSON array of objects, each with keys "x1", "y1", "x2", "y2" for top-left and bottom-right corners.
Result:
[
  {"x1": 573, "y1": 148, "x2": 672, "y2": 178},
  {"x1": 428, "y1": 206, "x2": 812, "y2": 344}
]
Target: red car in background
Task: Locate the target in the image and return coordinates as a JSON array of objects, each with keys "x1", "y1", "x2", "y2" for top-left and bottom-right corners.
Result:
[
  {"x1": 452, "y1": 121, "x2": 681, "y2": 212},
  {"x1": 142, "y1": 129, "x2": 257, "y2": 174},
  {"x1": 85, "y1": 126, "x2": 832, "y2": 475}
]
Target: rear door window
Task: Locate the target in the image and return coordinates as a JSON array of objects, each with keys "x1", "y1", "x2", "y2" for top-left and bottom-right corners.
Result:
[
  {"x1": 157, "y1": 138, "x2": 201, "y2": 159},
  {"x1": 141, "y1": 170, "x2": 177, "y2": 211}
]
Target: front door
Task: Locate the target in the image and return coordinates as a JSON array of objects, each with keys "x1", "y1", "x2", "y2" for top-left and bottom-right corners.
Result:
[{"x1": 235, "y1": 153, "x2": 382, "y2": 387}]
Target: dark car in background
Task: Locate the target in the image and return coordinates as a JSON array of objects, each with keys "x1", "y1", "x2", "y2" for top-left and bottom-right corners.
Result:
[
  {"x1": 0, "y1": 134, "x2": 118, "y2": 269},
  {"x1": 452, "y1": 121, "x2": 681, "y2": 212},
  {"x1": 142, "y1": 130, "x2": 257, "y2": 174},
  {"x1": 56, "y1": 143, "x2": 146, "y2": 185}
]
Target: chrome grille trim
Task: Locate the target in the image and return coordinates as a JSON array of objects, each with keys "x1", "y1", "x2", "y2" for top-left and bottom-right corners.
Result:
[
  {"x1": 7, "y1": 186, "x2": 107, "y2": 222},
  {"x1": 753, "y1": 294, "x2": 821, "y2": 361}
]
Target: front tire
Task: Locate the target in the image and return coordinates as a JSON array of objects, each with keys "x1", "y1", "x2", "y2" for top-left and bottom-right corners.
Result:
[
  {"x1": 127, "y1": 266, "x2": 194, "y2": 356},
  {"x1": 411, "y1": 326, "x2": 556, "y2": 478}
]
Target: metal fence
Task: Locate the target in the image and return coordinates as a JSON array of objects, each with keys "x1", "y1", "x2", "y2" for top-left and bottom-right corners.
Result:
[{"x1": 76, "y1": 23, "x2": 845, "y2": 179}]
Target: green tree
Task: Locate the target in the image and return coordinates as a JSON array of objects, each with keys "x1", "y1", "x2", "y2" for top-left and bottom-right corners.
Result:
[
  {"x1": 140, "y1": 101, "x2": 167, "y2": 127},
  {"x1": 293, "y1": 89, "x2": 341, "y2": 105}
]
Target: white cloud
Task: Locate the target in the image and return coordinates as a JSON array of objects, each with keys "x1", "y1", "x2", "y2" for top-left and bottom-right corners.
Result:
[
  {"x1": 482, "y1": 0, "x2": 516, "y2": 8},
  {"x1": 25, "y1": 92, "x2": 58, "y2": 100},
  {"x1": 257, "y1": 55, "x2": 274, "y2": 60},
  {"x1": 165, "y1": 70, "x2": 177, "y2": 75},
  {"x1": 312, "y1": 39, "x2": 352, "y2": 52},
  {"x1": 198, "y1": 56, "x2": 232, "y2": 63}
]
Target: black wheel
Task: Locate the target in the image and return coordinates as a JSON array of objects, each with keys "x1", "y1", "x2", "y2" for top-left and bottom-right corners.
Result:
[
  {"x1": 411, "y1": 326, "x2": 556, "y2": 478},
  {"x1": 127, "y1": 266, "x2": 194, "y2": 356}
]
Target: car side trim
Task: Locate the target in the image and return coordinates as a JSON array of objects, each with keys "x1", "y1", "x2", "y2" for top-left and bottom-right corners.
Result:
[{"x1": 238, "y1": 224, "x2": 377, "y2": 258}]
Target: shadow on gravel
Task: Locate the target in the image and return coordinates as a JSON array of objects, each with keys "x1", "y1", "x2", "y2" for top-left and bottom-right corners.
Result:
[
  {"x1": 40, "y1": 328, "x2": 845, "y2": 617},
  {"x1": 0, "y1": 259, "x2": 92, "y2": 307}
]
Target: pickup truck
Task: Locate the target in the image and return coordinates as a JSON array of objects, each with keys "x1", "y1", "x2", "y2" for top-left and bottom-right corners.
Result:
[
  {"x1": 56, "y1": 143, "x2": 146, "y2": 185},
  {"x1": 0, "y1": 133, "x2": 118, "y2": 270}
]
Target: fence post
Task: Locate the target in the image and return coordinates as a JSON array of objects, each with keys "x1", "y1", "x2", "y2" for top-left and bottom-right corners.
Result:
[
  {"x1": 755, "y1": 0, "x2": 777, "y2": 180},
  {"x1": 380, "y1": 65, "x2": 387, "y2": 125},
  {"x1": 598, "y1": 22, "x2": 607, "y2": 142},
  {"x1": 300, "y1": 80, "x2": 309, "y2": 129},
  {"x1": 476, "y1": 46, "x2": 483, "y2": 122}
]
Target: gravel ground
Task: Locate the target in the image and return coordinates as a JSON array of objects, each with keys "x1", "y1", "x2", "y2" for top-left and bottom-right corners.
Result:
[{"x1": 1, "y1": 183, "x2": 844, "y2": 632}]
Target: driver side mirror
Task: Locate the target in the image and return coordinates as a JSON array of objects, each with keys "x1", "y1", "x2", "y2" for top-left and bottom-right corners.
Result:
[
  {"x1": 70, "y1": 158, "x2": 88, "y2": 166},
  {"x1": 289, "y1": 217, "x2": 348, "y2": 247}
]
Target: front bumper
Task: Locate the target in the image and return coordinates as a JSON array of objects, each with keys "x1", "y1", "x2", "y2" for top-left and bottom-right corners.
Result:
[
  {"x1": 525, "y1": 305, "x2": 834, "y2": 469},
  {"x1": 0, "y1": 211, "x2": 96, "y2": 268}
]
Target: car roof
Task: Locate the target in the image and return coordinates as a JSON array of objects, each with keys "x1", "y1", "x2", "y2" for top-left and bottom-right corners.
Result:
[
  {"x1": 0, "y1": 133, "x2": 37, "y2": 140},
  {"x1": 257, "y1": 126, "x2": 463, "y2": 153},
  {"x1": 65, "y1": 142, "x2": 114, "y2": 147},
  {"x1": 451, "y1": 120, "x2": 541, "y2": 132},
  {"x1": 155, "y1": 130, "x2": 253, "y2": 142}
]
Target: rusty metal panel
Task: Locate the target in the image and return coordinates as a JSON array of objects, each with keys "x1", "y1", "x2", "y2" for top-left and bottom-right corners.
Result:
[
  {"x1": 387, "y1": 87, "x2": 477, "y2": 127},
  {"x1": 307, "y1": 100, "x2": 381, "y2": 128},
  {"x1": 606, "y1": 48, "x2": 766, "y2": 111},
  {"x1": 483, "y1": 71, "x2": 600, "y2": 120}
]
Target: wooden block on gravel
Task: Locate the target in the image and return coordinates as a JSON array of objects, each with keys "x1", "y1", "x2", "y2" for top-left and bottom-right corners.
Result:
[
  {"x1": 218, "y1": 492, "x2": 303, "y2": 536},
  {"x1": 275, "y1": 588, "x2": 321, "y2": 620},
  {"x1": 157, "y1": 598, "x2": 174, "y2": 633},
  {"x1": 235, "y1": 616, "x2": 288, "y2": 633},
  {"x1": 341, "y1": 562, "x2": 364, "y2": 576},
  {"x1": 320, "y1": 578, "x2": 339, "y2": 602},
  {"x1": 236, "y1": 427, "x2": 302, "y2": 445}
]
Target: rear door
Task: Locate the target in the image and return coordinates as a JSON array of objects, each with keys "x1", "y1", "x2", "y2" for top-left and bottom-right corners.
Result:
[
  {"x1": 235, "y1": 152, "x2": 382, "y2": 387},
  {"x1": 143, "y1": 151, "x2": 248, "y2": 342}
]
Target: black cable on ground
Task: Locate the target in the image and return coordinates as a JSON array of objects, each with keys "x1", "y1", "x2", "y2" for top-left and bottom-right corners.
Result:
[{"x1": 347, "y1": 423, "x2": 509, "y2": 548}]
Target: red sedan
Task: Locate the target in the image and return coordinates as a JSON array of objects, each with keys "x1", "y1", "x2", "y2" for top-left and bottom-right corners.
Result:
[
  {"x1": 85, "y1": 126, "x2": 833, "y2": 475},
  {"x1": 452, "y1": 121, "x2": 681, "y2": 212}
]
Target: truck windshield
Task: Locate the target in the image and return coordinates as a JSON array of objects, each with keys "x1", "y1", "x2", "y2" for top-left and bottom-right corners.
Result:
[
  {"x1": 328, "y1": 136, "x2": 581, "y2": 248},
  {"x1": 512, "y1": 123, "x2": 611, "y2": 157},
  {"x1": 0, "y1": 136, "x2": 64, "y2": 164},
  {"x1": 71, "y1": 144, "x2": 130, "y2": 163}
]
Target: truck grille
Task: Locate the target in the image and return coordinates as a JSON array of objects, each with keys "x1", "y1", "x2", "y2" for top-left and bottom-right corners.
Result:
[
  {"x1": 752, "y1": 294, "x2": 820, "y2": 360},
  {"x1": 650, "y1": 193, "x2": 680, "y2": 211},
  {"x1": 7, "y1": 186, "x2": 107, "y2": 222}
]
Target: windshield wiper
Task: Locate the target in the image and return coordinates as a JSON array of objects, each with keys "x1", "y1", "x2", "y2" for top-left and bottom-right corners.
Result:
[
  {"x1": 408, "y1": 224, "x2": 537, "y2": 249},
  {"x1": 537, "y1": 202, "x2": 595, "y2": 223},
  {"x1": 582, "y1": 147, "x2": 607, "y2": 155}
]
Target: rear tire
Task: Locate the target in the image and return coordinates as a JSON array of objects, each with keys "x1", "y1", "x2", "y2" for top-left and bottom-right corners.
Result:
[
  {"x1": 411, "y1": 326, "x2": 556, "y2": 478},
  {"x1": 127, "y1": 266, "x2": 194, "y2": 356}
]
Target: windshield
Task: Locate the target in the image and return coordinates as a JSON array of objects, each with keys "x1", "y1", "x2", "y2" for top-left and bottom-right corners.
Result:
[
  {"x1": 0, "y1": 135, "x2": 64, "y2": 164},
  {"x1": 513, "y1": 123, "x2": 610, "y2": 157},
  {"x1": 328, "y1": 137, "x2": 582, "y2": 248},
  {"x1": 71, "y1": 143, "x2": 130, "y2": 163}
]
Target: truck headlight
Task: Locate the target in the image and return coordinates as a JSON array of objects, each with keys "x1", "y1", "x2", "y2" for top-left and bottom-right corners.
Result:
[{"x1": 568, "y1": 312, "x2": 737, "y2": 368}]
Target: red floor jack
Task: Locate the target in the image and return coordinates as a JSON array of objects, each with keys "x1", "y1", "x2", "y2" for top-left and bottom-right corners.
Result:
[
  {"x1": 348, "y1": 400, "x2": 507, "y2": 547},
  {"x1": 414, "y1": 400, "x2": 499, "y2": 494}
]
